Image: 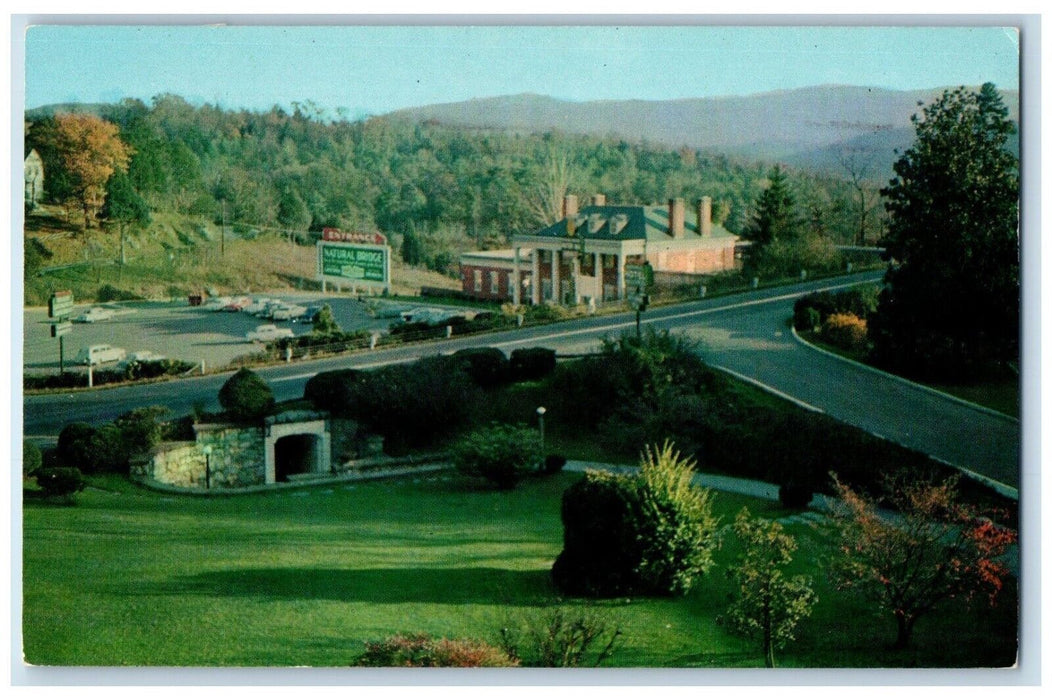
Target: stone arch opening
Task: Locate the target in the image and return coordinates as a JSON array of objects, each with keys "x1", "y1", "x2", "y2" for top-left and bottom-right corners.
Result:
[
  {"x1": 264, "y1": 417, "x2": 332, "y2": 485},
  {"x1": 274, "y1": 434, "x2": 318, "y2": 482}
]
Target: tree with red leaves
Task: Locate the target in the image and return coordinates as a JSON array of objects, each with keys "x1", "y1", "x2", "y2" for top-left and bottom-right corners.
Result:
[{"x1": 828, "y1": 474, "x2": 1016, "y2": 649}]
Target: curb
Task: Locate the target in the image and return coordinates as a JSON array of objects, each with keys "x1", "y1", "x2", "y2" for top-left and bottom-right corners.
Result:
[{"x1": 790, "y1": 325, "x2": 1019, "y2": 424}]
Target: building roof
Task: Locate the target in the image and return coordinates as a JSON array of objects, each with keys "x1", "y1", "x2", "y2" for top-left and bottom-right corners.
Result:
[{"x1": 527, "y1": 204, "x2": 735, "y2": 243}]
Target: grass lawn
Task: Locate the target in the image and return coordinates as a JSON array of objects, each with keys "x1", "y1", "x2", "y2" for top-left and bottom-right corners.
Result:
[{"x1": 22, "y1": 471, "x2": 1017, "y2": 669}]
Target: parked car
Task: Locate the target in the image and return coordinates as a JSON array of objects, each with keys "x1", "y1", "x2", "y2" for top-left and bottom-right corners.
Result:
[
  {"x1": 73, "y1": 307, "x2": 115, "y2": 323},
  {"x1": 118, "y1": 350, "x2": 167, "y2": 368},
  {"x1": 271, "y1": 304, "x2": 308, "y2": 322},
  {"x1": 223, "y1": 296, "x2": 252, "y2": 312},
  {"x1": 246, "y1": 324, "x2": 295, "y2": 343},
  {"x1": 255, "y1": 300, "x2": 286, "y2": 318},
  {"x1": 74, "y1": 344, "x2": 127, "y2": 366},
  {"x1": 203, "y1": 296, "x2": 233, "y2": 311},
  {"x1": 243, "y1": 298, "x2": 274, "y2": 315},
  {"x1": 293, "y1": 305, "x2": 324, "y2": 323}
]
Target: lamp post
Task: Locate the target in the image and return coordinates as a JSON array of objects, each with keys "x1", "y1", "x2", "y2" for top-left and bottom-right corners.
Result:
[
  {"x1": 536, "y1": 406, "x2": 547, "y2": 453},
  {"x1": 203, "y1": 445, "x2": 212, "y2": 490}
]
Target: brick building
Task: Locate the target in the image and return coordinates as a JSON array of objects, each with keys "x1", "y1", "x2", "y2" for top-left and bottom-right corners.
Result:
[{"x1": 459, "y1": 194, "x2": 738, "y2": 305}]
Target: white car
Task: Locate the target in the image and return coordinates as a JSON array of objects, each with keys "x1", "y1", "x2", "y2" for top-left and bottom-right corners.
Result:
[
  {"x1": 255, "y1": 300, "x2": 286, "y2": 318},
  {"x1": 243, "y1": 298, "x2": 274, "y2": 315},
  {"x1": 118, "y1": 350, "x2": 166, "y2": 368},
  {"x1": 246, "y1": 324, "x2": 294, "y2": 343},
  {"x1": 270, "y1": 304, "x2": 308, "y2": 321},
  {"x1": 202, "y1": 296, "x2": 233, "y2": 311},
  {"x1": 73, "y1": 307, "x2": 115, "y2": 323},
  {"x1": 74, "y1": 344, "x2": 126, "y2": 366}
]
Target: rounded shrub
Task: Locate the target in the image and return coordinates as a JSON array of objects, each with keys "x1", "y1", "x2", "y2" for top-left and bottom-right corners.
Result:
[
  {"x1": 552, "y1": 471, "x2": 644, "y2": 597},
  {"x1": 452, "y1": 347, "x2": 510, "y2": 388},
  {"x1": 509, "y1": 347, "x2": 557, "y2": 382},
  {"x1": 35, "y1": 466, "x2": 86, "y2": 503},
  {"x1": 553, "y1": 443, "x2": 719, "y2": 598},
  {"x1": 303, "y1": 369, "x2": 360, "y2": 413},
  {"x1": 821, "y1": 312, "x2": 869, "y2": 352},
  {"x1": 218, "y1": 368, "x2": 276, "y2": 422},
  {"x1": 451, "y1": 422, "x2": 543, "y2": 490}
]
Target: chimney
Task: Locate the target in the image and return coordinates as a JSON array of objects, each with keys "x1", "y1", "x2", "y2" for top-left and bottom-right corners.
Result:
[
  {"x1": 591, "y1": 193, "x2": 606, "y2": 206},
  {"x1": 669, "y1": 197, "x2": 685, "y2": 238},
  {"x1": 698, "y1": 196, "x2": 712, "y2": 237},
  {"x1": 563, "y1": 194, "x2": 579, "y2": 220}
]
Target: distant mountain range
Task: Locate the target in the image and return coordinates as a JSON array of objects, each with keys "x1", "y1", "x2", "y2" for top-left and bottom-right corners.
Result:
[
  {"x1": 390, "y1": 85, "x2": 1020, "y2": 177},
  {"x1": 26, "y1": 84, "x2": 1020, "y2": 180}
]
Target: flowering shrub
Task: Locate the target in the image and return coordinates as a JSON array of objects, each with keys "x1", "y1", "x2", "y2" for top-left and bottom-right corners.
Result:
[
  {"x1": 821, "y1": 312, "x2": 869, "y2": 352},
  {"x1": 356, "y1": 633, "x2": 517, "y2": 667}
]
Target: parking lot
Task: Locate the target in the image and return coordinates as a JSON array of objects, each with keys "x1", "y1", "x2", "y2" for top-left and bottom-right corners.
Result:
[{"x1": 22, "y1": 293, "x2": 444, "y2": 374}]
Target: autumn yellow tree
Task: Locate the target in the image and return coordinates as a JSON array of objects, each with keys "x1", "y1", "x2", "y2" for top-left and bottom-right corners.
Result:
[{"x1": 52, "y1": 113, "x2": 132, "y2": 228}]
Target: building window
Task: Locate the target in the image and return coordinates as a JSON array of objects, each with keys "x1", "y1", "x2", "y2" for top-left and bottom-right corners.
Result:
[
  {"x1": 489, "y1": 271, "x2": 499, "y2": 295},
  {"x1": 473, "y1": 270, "x2": 482, "y2": 292}
]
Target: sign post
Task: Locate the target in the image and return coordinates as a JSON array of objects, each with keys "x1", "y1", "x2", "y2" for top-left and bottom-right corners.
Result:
[
  {"x1": 48, "y1": 291, "x2": 74, "y2": 374},
  {"x1": 624, "y1": 263, "x2": 652, "y2": 340}
]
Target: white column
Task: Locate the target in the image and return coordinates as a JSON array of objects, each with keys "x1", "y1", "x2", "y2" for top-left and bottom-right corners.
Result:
[
  {"x1": 571, "y1": 253, "x2": 581, "y2": 304},
  {"x1": 512, "y1": 247, "x2": 522, "y2": 306},
  {"x1": 531, "y1": 248, "x2": 540, "y2": 305},
  {"x1": 616, "y1": 252, "x2": 626, "y2": 300},
  {"x1": 594, "y1": 252, "x2": 602, "y2": 302},
  {"x1": 552, "y1": 249, "x2": 561, "y2": 304}
]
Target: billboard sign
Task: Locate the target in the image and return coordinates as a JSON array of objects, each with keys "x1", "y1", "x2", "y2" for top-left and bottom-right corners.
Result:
[{"x1": 317, "y1": 240, "x2": 390, "y2": 289}]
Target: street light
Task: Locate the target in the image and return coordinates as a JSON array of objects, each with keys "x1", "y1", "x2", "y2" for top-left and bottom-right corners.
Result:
[
  {"x1": 536, "y1": 406, "x2": 547, "y2": 453},
  {"x1": 203, "y1": 445, "x2": 213, "y2": 490}
]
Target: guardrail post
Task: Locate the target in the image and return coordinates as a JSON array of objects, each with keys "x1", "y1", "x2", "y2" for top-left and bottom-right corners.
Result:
[
  {"x1": 87, "y1": 364, "x2": 93, "y2": 388},
  {"x1": 285, "y1": 345, "x2": 292, "y2": 363},
  {"x1": 200, "y1": 359, "x2": 206, "y2": 375},
  {"x1": 370, "y1": 333, "x2": 378, "y2": 350},
  {"x1": 445, "y1": 325, "x2": 453, "y2": 339}
]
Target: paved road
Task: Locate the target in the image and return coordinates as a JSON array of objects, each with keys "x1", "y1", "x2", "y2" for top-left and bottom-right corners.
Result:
[{"x1": 22, "y1": 272, "x2": 1021, "y2": 492}]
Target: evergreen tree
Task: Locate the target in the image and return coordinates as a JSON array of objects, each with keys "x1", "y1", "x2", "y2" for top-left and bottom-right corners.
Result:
[
  {"x1": 870, "y1": 83, "x2": 1019, "y2": 379},
  {"x1": 744, "y1": 165, "x2": 800, "y2": 246}
]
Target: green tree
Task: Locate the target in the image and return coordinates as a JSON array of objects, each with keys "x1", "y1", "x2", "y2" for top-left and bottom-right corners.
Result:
[
  {"x1": 101, "y1": 171, "x2": 151, "y2": 266},
  {"x1": 744, "y1": 165, "x2": 800, "y2": 247},
  {"x1": 723, "y1": 508, "x2": 816, "y2": 668},
  {"x1": 218, "y1": 368, "x2": 276, "y2": 422},
  {"x1": 870, "y1": 83, "x2": 1020, "y2": 379},
  {"x1": 310, "y1": 304, "x2": 341, "y2": 335}
]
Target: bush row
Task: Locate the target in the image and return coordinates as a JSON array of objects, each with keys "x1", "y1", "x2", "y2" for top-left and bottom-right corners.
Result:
[
  {"x1": 24, "y1": 359, "x2": 197, "y2": 390},
  {"x1": 303, "y1": 347, "x2": 556, "y2": 453}
]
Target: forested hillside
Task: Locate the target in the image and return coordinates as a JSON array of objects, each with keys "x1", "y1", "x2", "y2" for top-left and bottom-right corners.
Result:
[{"x1": 24, "y1": 94, "x2": 886, "y2": 302}]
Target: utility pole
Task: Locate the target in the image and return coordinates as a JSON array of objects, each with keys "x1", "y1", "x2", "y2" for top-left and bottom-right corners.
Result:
[{"x1": 221, "y1": 199, "x2": 227, "y2": 257}]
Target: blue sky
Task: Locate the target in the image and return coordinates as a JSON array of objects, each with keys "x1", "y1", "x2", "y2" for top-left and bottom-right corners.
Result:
[{"x1": 23, "y1": 23, "x2": 1020, "y2": 118}]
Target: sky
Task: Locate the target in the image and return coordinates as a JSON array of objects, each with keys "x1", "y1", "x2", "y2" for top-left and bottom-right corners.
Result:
[{"x1": 20, "y1": 23, "x2": 1020, "y2": 118}]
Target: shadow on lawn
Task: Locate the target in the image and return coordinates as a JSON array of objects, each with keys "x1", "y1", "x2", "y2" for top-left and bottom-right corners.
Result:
[{"x1": 155, "y1": 566, "x2": 556, "y2": 605}]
